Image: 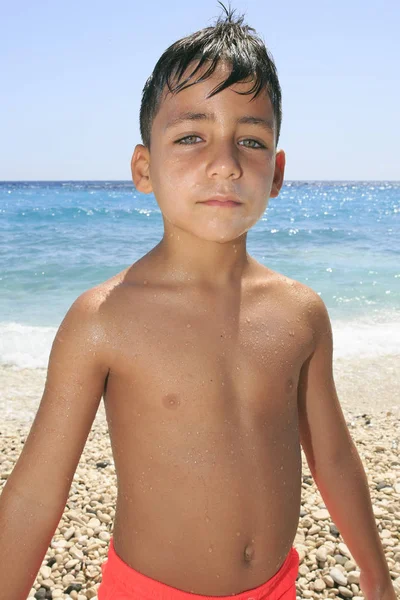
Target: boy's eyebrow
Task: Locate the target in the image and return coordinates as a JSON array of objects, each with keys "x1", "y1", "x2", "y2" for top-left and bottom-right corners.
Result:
[{"x1": 164, "y1": 112, "x2": 275, "y2": 134}]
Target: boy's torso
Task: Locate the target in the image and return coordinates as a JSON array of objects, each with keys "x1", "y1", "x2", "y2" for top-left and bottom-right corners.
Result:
[{"x1": 98, "y1": 261, "x2": 314, "y2": 594}]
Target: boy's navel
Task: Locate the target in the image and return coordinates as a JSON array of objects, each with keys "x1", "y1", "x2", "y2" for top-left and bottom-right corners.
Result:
[{"x1": 243, "y1": 543, "x2": 255, "y2": 562}]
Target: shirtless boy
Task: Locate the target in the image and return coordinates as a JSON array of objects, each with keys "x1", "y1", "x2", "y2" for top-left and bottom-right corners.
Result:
[{"x1": 0, "y1": 5, "x2": 396, "y2": 600}]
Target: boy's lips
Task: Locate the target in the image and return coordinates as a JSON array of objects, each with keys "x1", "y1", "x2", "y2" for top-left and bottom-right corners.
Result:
[{"x1": 200, "y1": 196, "x2": 242, "y2": 207}]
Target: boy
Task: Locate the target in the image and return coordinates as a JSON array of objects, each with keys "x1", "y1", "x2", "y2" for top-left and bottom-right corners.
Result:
[{"x1": 0, "y1": 4, "x2": 396, "y2": 600}]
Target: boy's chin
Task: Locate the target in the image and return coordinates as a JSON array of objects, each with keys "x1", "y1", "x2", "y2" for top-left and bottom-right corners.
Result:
[
  {"x1": 163, "y1": 215, "x2": 257, "y2": 244},
  {"x1": 186, "y1": 225, "x2": 250, "y2": 244}
]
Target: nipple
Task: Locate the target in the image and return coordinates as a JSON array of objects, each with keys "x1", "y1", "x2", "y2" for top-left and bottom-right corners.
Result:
[{"x1": 162, "y1": 393, "x2": 180, "y2": 410}]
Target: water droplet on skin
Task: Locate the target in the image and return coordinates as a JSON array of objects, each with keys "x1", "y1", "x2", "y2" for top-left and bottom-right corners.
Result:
[
  {"x1": 143, "y1": 280, "x2": 148, "y2": 285},
  {"x1": 289, "y1": 330, "x2": 295, "y2": 337},
  {"x1": 187, "y1": 323, "x2": 191, "y2": 328},
  {"x1": 208, "y1": 546, "x2": 213, "y2": 553},
  {"x1": 236, "y1": 531, "x2": 241, "y2": 537},
  {"x1": 246, "y1": 317, "x2": 251, "y2": 323}
]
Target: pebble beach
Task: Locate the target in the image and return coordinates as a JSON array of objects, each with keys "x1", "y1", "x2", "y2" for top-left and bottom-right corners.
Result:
[{"x1": 0, "y1": 354, "x2": 399, "y2": 600}]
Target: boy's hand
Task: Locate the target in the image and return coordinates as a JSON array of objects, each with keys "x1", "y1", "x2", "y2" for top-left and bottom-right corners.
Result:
[{"x1": 360, "y1": 571, "x2": 397, "y2": 600}]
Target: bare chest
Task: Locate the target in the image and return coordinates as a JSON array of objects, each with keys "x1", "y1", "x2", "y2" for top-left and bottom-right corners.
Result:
[{"x1": 104, "y1": 292, "x2": 313, "y2": 424}]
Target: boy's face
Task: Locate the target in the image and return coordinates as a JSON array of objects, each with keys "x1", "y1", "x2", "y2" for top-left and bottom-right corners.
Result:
[{"x1": 132, "y1": 63, "x2": 285, "y2": 244}]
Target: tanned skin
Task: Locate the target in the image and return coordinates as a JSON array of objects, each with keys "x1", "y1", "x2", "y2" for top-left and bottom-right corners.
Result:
[{"x1": 0, "y1": 64, "x2": 395, "y2": 600}]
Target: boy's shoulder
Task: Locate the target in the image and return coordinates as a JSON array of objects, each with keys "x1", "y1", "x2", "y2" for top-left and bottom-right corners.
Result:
[
  {"x1": 257, "y1": 266, "x2": 326, "y2": 309},
  {"x1": 253, "y1": 265, "x2": 330, "y2": 333},
  {"x1": 66, "y1": 268, "x2": 129, "y2": 332}
]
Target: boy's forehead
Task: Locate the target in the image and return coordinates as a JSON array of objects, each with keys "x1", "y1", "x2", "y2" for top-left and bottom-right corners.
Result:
[{"x1": 156, "y1": 70, "x2": 275, "y2": 131}]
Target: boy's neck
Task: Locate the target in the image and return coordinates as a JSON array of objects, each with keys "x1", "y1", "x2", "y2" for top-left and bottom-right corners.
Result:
[{"x1": 147, "y1": 231, "x2": 256, "y2": 290}]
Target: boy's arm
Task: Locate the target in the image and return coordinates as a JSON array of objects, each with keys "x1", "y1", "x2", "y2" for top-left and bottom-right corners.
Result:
[
  {"x1": 0, "y1": 290, "x2": 110, "y2": 600},
  {"x1": 298, "y1": 294, "x2": 396, "y2": 600}
]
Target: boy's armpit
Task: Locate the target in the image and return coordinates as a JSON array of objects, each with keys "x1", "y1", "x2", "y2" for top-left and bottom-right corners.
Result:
[
  {"x1": 297, "y1": 293, "x2": 354, "y2": 477},
  {"x1": 6, "y1": 289, "x2": 110, "y2": 509}
]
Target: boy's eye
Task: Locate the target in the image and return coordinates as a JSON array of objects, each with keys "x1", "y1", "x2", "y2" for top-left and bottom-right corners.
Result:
[
  {"x1": 175, "y1": 135, "x2": 202, "y2": 144},
  {"x1": 239, "y1": 139, "x2": 266, "y2": 149},
  {"x1": 174, "y1": 136, "x2": 267, "y2": 149}
]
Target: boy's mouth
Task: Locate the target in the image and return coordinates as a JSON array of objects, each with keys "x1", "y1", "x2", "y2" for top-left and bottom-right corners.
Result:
[{"x1": 201, "y1": 196, "x2": 242, "y2": 207}]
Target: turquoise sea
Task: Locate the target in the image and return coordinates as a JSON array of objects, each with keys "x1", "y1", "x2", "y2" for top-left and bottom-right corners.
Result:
[{"x1": 0, "y1": 180, "x2": 399, "y2": 369}]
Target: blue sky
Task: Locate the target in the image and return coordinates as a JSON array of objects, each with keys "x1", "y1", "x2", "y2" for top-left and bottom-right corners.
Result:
[{"x1": 1, "y1": 0, "x2": 399, "y2": 181}]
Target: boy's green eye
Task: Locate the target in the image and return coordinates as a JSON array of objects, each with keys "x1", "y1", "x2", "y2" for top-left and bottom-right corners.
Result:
[
  {"x1": 240, "y1": 139, "x2": 266, "y2": 149},
  {"x1": 176, "y1": 135, "x2": 202, "y2": 144},
  {"x1": 175, "y1": 136, "x2": 266, "y2": 149}
]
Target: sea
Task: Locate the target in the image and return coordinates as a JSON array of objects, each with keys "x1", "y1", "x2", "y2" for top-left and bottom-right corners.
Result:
[{"x1": 0, "y1": 180, "x2": 399, "y2": 371}]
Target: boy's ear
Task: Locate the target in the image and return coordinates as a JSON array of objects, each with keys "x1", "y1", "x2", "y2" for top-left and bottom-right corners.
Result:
[
  {"x1": 269, "y1": 149, "x2": 286, "y2": 198},
  {"x1": 131, "y1": 144, "x2": 153, "y2": 193}
]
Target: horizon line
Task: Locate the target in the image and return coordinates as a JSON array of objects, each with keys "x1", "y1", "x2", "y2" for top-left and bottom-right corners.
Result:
[{"x1": 1, "y1": 179, "x2": 400, "y2": 184}]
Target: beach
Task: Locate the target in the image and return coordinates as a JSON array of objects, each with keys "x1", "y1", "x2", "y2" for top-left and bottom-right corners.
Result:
[
  {"x1": 1, "y1": 354, "x2": 399, "y2": 599},
  {"x1": 1, "y1": 180, "x2": 399, "y2": 597}
]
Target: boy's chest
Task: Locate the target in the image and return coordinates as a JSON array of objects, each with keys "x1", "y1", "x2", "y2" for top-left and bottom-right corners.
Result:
[{"x1": 105, "y1": 289, "x2": 314, "y2": 412}]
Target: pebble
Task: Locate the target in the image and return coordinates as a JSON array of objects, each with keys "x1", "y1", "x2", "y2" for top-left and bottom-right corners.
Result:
[
  {"x1": 61, "y1": 574, "x2": 75, "y2": 587},
  {"x1": 338, "y1": 585, "x2": 353, "y2": 597},
  {"x1": 65, "y1": 559, "x2": 80, "y2": 569},
  {"x1": 338, "y1": 542, "x2": 352, "y2": 558},
  {"x1": 99, "y1": 531, "x2": 111, "y2": 542},
  {"x1": 308, "y1": 525, "x2": 320, "y2": 535},
  {"x1": 344, "y1": 560, "x2": 356, "y2": 571},
  {"x1": 323, "y1": 575, "x2": 335, "y2": 587},
  {"x1": 88, "y1": 517, "x2": 101, "y2": 528},
  {"x1": 314, "y1": 578, "x2": 326, "y2": 592},
  {"x1": 347, "y1": 571, "x2": 360, "y2": 585},
  {"x1": 63, "y1": 526, "x2": 75, "y2": 541},
  {"x1": 312, "y1": 509, "x2": 330, "y2": 520},
  {"x1": 39, "y1": 566, "x2": 52, "y2": 579},
  {"x1": 315, "y1": 546, "x2": 328, "y2": 562},
  {"x1": 330, "y1": 567, "x2": 348, "y2": 586},
  {"x1": 69, "y1": 546, "x2": 84, "y2": 561}
]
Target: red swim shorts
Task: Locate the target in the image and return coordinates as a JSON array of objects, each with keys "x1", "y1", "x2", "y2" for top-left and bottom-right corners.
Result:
[{"x1": 98, "y1": 538, "x2": 299, "y2": 600}]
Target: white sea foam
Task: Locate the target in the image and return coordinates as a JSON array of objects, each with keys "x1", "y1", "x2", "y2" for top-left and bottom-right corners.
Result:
[
  {"x1": 0, "y1": 322, "x2": 56, "y2": 370},
  {"x1": 332, "y1": 313, "x2": 400, "y2": 358},
  {"x1": 0, "y1": 313, "x2": 399, "y2": 371}
]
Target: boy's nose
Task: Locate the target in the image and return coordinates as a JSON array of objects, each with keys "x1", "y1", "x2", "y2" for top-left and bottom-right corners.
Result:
[{"x1": 205, "y1": 141, "x2": 242, "y2": 180}]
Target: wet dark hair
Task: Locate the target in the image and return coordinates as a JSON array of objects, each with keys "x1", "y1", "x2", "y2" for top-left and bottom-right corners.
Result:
[{"x1": 139, "y1": 2, "x2": 282, "y2": 148}]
